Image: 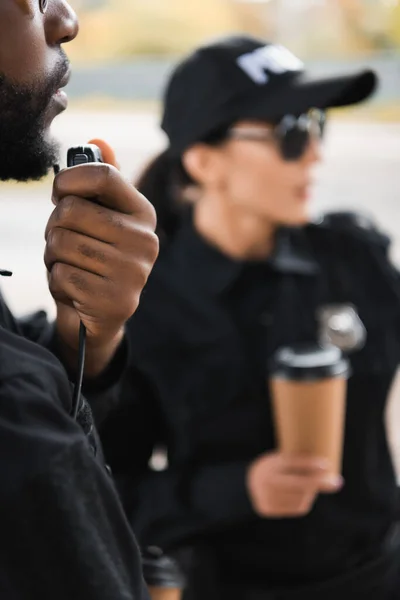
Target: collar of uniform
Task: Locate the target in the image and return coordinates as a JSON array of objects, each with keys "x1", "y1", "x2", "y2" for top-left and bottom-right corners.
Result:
[
  {"x1": 271, "y1": 227, "x2": 319, "y2": 276},
  {"x1": 169, "y1": 219, "x2": 319, "y2": 296}
]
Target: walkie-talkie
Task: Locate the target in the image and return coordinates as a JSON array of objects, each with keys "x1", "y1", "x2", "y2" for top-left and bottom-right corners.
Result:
[
  {"x1": 67, "y1": 144, "x2": 103, "y2": 168},
  {"x1": 65, "y1": 144, "x2": 104, "y2": 419}
]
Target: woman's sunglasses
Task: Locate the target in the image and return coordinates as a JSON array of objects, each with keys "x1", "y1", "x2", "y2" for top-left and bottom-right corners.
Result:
[{"x1": 226, "y1": 109, "x2": 326, "y2": 161}]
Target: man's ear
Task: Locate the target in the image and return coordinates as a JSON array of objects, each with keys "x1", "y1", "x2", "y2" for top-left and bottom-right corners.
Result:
[{"x1": 182, "y1": 144, "x2": 221, "y2": 186}]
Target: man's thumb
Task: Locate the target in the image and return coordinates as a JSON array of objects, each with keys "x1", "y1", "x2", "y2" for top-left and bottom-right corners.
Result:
[{"x1": 88, "y1": 138, "x2": 120, "y2": 170}]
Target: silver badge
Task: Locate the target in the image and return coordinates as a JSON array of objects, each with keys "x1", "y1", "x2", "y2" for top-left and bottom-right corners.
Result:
[{"x1": 317, "y1": 304, "x2": 366, "y2": 352}]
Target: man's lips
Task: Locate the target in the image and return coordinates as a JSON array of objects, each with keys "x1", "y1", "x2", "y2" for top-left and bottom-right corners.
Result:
[
  {"x1": 52, "y1": 89, "x2": 68, "y2": 113},
  {"x1": 44, "y1": 68, "x2": 71, "y2": 125},
  {"x1": 51, "y1": 67, "x2": 71, "y2": 111},
  {"x1": 57, "y1": 67, "x2": 71, "y2": 92}
]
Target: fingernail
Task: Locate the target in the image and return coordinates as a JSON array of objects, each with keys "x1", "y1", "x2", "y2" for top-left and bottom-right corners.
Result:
[{"x1": 329, "y1": 475, "x2": 344, "y2": 489}]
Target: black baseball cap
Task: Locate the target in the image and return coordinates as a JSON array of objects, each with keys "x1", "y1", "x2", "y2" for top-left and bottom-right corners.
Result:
[{"x1": 161, "y1": 35, "x2": 378, "y2": 157}]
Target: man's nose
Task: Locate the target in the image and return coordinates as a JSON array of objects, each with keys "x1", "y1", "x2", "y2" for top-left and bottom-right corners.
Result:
[{"x1": 45, "y1": 0, "x2": 79, "y2": 45}]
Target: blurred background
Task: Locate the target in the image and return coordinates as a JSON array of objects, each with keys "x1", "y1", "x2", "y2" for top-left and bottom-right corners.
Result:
[
  {"x1": 1, "y1": 0, "x2": 399, "y2": 314},
  {"x1": 3, "y1": 0, "x2": 399, "y2": 315},
  {"x1": 1, "y1": 0, "x2": 399, "y2": 464}
]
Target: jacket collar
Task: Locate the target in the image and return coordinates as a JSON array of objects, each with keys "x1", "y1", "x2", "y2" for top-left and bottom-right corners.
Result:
[{"x1": 168, "y1": 219, "x2": 319, "y2": 297}]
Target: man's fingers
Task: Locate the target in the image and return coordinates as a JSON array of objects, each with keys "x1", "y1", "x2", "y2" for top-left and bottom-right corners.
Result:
[
  {"x1": 44, "y1": 226, "x2": 153, "y2": 293},
  {"x1": 45, "y1": 195, "x2": 157, "y2": 253},
  {"x1": 48, "y1": 263, "x2": 141, "y2": 332},
  {"x1": 52, "y1": 162, "x2": 156, "y2": 226},
  {"x1": 44, "y1": 226, "x2": 120, "y2": 278},
  {"x1": 46, "y1": 195, "x2": 128, "y2": 244}
]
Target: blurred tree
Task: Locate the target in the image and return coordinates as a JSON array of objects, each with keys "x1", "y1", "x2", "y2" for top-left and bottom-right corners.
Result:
[
  {"x1": 387, "y1": 1, "x2": 400, "y2": 47},
  {"x1": 69, "y1": 0, "x2": 245, "y2": 61},
  {"x1": 67, "y1": 0, "x2": 399, "y2": 63},
  {"x1": 336, "y1": 0, "x2": 398, "y2": 52}
]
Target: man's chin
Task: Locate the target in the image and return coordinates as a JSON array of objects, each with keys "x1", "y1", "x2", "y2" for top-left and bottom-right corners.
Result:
[
  {"x1": 0, "y1": 66, "x2": 65, "y2": 183},
  {"x1": 0, "y1": 137, "x2": 60, "y2": 183}
]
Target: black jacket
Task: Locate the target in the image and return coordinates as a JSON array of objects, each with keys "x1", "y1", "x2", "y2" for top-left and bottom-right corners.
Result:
[
  {"x1": 0, "y1": 291, "x2": 149, "y2": 599},
  {"x1": 102, "y1": 212, "x2": 400, "y2": 587}
]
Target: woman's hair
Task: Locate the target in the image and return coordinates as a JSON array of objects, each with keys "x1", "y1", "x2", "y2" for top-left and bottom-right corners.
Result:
[{"x1": 135, "y1": 127, "x2": 229, "y2": 246}]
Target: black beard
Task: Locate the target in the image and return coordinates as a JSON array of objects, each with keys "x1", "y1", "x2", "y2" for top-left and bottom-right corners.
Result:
[{"x1": 0, "y1": 55, "x2": 69, "y2": 182}]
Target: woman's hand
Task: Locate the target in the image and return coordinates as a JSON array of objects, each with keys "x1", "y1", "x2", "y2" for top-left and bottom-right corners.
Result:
[{"x1": 246, "y1": 451, "x2": 343, "y2": 518}]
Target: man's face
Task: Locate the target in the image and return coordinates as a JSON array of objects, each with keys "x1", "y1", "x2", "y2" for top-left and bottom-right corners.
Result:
[{"x1": 0, "y1": 0, "x2": 78, "y2": 181}]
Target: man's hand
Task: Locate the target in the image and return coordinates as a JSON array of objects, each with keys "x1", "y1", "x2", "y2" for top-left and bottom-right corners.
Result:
[
  {"x1": 246, "y1": 452, "x2": 343, "y2": 518},
  {"x1": 44, "y1": 141, "x2": 159, "y2": 377}
]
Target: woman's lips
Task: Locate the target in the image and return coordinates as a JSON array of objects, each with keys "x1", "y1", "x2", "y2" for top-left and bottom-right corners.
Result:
[{"x1": 295, "y1": 182, "x2": 311, "y2": 201}]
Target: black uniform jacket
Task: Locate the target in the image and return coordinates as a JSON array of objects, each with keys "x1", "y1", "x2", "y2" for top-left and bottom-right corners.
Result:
[
  {"x1": 0, "y1": 291, "x2": 149, "y2": 600},
  {"x1": 101, "y1": 212, "x2": 400, "y2": 587}
]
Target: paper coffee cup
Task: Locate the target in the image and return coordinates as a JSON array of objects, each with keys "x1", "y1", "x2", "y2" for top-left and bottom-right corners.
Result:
[
  {"x1": 147, "y1": 587, "x2": 182, "y2": 600},
  {"x1": 269, "y1": 344, "x2": 350, "y2": 476},
  {"x1": 142, "y1": 547, "x2": 185, "y2": 600}
]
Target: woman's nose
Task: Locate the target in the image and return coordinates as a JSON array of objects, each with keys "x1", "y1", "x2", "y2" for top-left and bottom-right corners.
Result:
[{"x1": 303, "y1": 136, "x2": 322, "y2": 165}]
